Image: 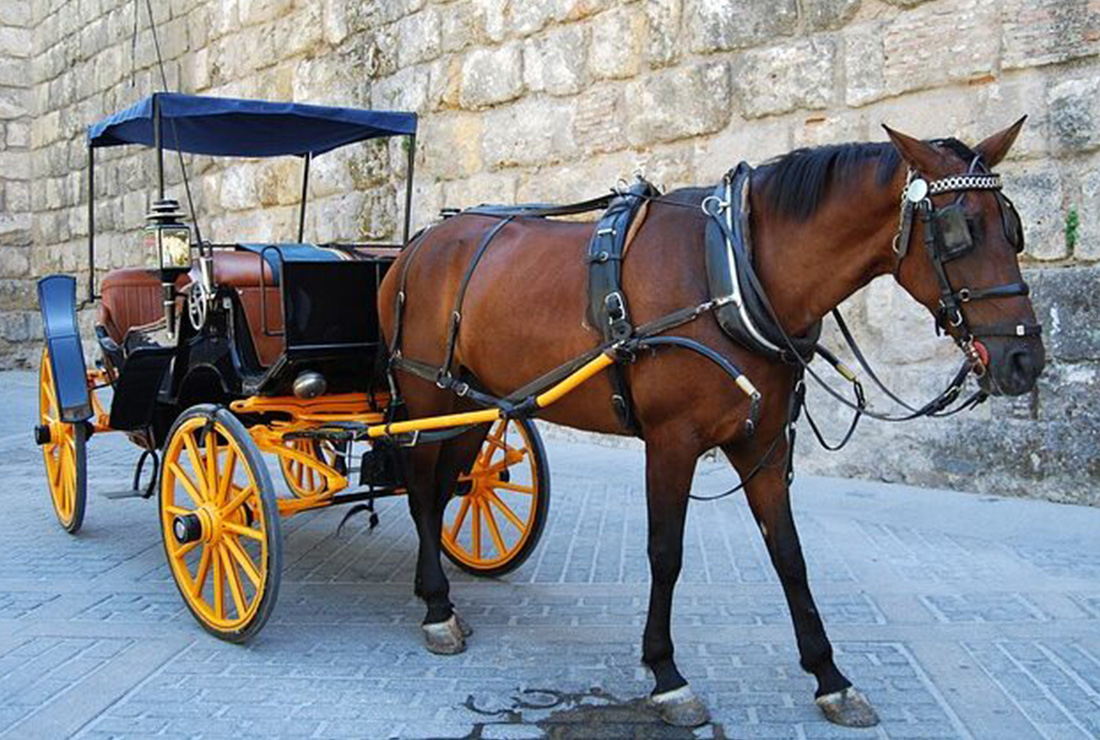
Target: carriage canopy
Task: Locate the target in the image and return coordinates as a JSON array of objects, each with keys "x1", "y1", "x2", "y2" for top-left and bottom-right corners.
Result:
[{"x1": 87, "y1": 92, "x2": 418, "y2": 157}]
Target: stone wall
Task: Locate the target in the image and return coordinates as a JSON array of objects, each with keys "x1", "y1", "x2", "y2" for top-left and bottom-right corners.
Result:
[
  {"x1": 5, "y1": 0, "x2": 1100, "y2": 503},
  {"x1": 0, "y1": 0, "x2": 34, "y2": 366}
]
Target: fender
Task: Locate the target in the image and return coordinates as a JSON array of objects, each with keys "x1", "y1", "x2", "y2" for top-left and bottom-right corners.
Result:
[{"x1": 37, "y1": 275, "x2": 93, "y2": 422}]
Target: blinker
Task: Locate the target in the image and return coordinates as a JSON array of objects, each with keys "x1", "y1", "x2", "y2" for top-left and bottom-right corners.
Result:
[{"x1": 933, "y1": 203, "x2": 973, "y2": 260}]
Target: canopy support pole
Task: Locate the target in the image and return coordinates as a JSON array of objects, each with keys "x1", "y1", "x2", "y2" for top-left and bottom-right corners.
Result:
[
  {"x1": 87, "y1": 145, "x2": 96, "y2": 303},
  {"x1": 403, "y1": 134, "x2": 416, "y2": 244},
  {"x1": 153, "y1": 94, "x2": 164, "y2": 199},
  {"x1": 298, "y1": 152, "x2": 311, "y2": 243}
]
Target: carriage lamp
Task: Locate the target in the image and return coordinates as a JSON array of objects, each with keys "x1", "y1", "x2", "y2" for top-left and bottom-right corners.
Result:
[
  {"x1": 145, "y1": 198, "x2": 192, "y2": 338},
  {"x1": 145, "y1": 198, "x2": 192, "y2": 272}
]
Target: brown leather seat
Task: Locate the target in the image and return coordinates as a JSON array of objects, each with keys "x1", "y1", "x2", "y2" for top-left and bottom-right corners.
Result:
[
  {"x1": 211, "y1": 251, "x2": 283, "y2": 366},
  {"x1": 98, "y1": 267, "x2": 191, "y2": 346}
]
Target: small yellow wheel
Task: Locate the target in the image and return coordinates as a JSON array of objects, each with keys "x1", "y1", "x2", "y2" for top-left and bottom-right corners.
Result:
[
  {"x1": 160, "y1": 405, "x2": 282, "y2": 642},
  {"x1": 279, "y1": 438, "x2": 346, "y2": 498},
  {"x1": 38, "y1": 348, "x2": 87, "y2": 534},
  {"x1": 441, "y1": 418, "x2": 549, "y2": 577}
]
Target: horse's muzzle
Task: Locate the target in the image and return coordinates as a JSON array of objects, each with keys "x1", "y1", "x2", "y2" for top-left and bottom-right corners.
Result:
[{"x1": 979, "y1": 338, "x2": 1045, "y2": 396}]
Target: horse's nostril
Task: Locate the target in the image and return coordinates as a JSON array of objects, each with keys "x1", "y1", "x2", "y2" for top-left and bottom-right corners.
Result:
[{"x1": 1009, "y1": 349, "x2": 1037, "y2": 381}]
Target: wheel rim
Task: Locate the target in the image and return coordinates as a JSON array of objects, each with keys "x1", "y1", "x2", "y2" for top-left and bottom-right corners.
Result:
[
  {"x1": 39, "y1": 350, "x2": 78, "y2": 527},
  {"x1": 279, "y1": 439, "x2": 339, "y2": 497},
  {"x1": 442, "y1": 419, "x2": 540, "y2": 570},
  {"x1": 162, "y1": 416, "x2": 270, "y2": 631}
]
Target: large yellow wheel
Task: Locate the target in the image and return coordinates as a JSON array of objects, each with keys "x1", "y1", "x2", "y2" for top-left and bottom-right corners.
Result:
[
  {"x1": 279, "y1": 438, "x2": 346, "y2": 498},
  {"x1": 160, "y1": 405, "x2": 282, "y2": 643},
  {"x1": 441, "y1": 418, "x2": 549, "y2": 577},
  {"x1": 38, "y1": 348, "x2": 87, "y2": 534}
]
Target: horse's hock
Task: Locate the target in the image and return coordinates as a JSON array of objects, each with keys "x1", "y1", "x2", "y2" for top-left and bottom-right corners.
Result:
[{"x1": 4, "y1": 0, "x2": 1100, "y2": 502}]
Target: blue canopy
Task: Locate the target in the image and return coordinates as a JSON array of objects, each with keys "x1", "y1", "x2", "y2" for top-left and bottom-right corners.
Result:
[{"x1": 87, "y1": 93, "x2": 417, "y2": 157}]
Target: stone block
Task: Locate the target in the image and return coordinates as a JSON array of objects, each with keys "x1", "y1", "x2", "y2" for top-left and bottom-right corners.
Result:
[
  {"x1": 683, "y1": 0, "x2": 797, "y2": 54},
  {"x1": 219, "y1": 165, "x2": 259, "y2": 211},
  {"x1": 732, "y1": 36, "x2": 836, "y2": 119},
  {"x1": 692, "y1": 117, "x2": 791, "y2": 183},
  {"x1": 971, "y1": 73, "x2": 1049, "y2": 161},
  {"x1": 0, "y1": 27, "x2": 31, "y2": 58},
  {"x1": 322, "y1": 0, "x2": 348, "y2": 46},
  {"x1": 589, "y1": 5, "x2": 644, "y2": 80},
  {"x1": 419, "y1": 113, "x2": 483, "y2": 180},
  {"x1": 440, "y1": 0, "x2": 485, "y2": 53},
  {"x1": 370, "y1": 65, "x2": 431, "y2": 113},
  {"x1": 644, "y1": 0, "x2": 682, "y2": 68},
  {"x1": 5, "y1": 120, "x2": 28, "y2": 148},
  {"x1": 0, "y1": 88, "x2": 28, "y2": 120},
  {"x1": 508, "y1": 0, "x2": 587, "y2": 37},
  {"x1": 573, "y1": 85, "x2": 627, "y2": 154},
  {"x1": 1048, "y1": 75, "x2": 1100, "y2": 155},
  {"x1": 0, "y1": 242, "x2": 30, "y2": 275},
  {"x1": 1029, "y1": 266, "x2": 1100, "y2": 363},
  {"x1": 482, "y1": 97, "x2": 576, "y2": 167},
  {"x1": 843, "y1": 22, "x2": 886, "y2": 107},
  {"x1": 238, "y1": 0, "x2": 292, "y2": 27},
  {"x1": 792, "y1": 112, "x2": 865, "y2": 148},
  {"x1": 0, "y1": 58, "x2": 28, "y2": 88},
  {"x1": 0, "y1": 1, "x2": 31, "y2": 26},
  {"x1": 802, "y1": 0, "x2": 861, "y2": 30},
  {"x1": 1002, "y1": 0, "x2": 1100, "y2": 71},
  {"x1": 256, "y1": 159, "x2": 301, "y2": 207},
  {"x1": 6, "y1": 181, "x2": 29, "y2": 212},
  {"x1": 458, "y1": 44, "x2": 523, "y2": 110},
  {"x1": 1077, "y1": 162, "x2": 1100, "y2": 261},
  {"x1": 395, "y1": 8, "x2": 442, "y2": 68},
  {"x1": 882, "y1": 0, "x2": 998, "y2": 95},
  {"x1": 0, "y1": 310, "x2": 33, "y2": 342},
  {"x1": 523, "y1": 24, "x2": 587, "y2": 96},
  {"x1": 1000, "y1": 160, "x2": 1066, "y2": 261},
  {"x1": 623, "y1": 61, "x2": 729, "y2": 145},
  {"x1": 441, "y1": 170, "x2": 517, "y2": 210},
  {"x1": 0, "y1": 278, "x2": 35, "y2": 311}
]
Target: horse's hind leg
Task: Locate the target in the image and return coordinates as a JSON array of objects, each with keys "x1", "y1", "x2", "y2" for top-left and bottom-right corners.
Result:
[
  {"x1": 732, "y1": 458, "x2": 880, "y2": 728},
  {"x1": 641, "y1": 435, "x2": 710, "y2": 727},
  {"x1": 405, "y1": 425, "x2": 486, "y2": 655}
]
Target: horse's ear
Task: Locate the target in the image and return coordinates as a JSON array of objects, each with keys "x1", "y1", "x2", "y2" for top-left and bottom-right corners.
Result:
[
  {"x1": 882, "y1": 124, "x2": 943, "y2": 174},
  {"x1": 974, "y1": 116, "x2": 1027, "y2": 168}
]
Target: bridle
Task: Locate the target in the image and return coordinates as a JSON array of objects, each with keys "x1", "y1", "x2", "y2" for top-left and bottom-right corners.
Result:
[{"x1": 892, "y1": 157, "x2": 1041, "y2": 376}]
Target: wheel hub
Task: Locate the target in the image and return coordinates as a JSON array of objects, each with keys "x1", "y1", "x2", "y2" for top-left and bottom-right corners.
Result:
[
  {"x1": 172, "y1": 513, "x2": 203, "y2": 544},
  {"x1": 34, "y1": 424, "x2": 51, "y2": 446}
]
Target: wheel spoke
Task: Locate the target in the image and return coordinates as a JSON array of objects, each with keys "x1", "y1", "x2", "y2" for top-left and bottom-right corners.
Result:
[
  {"x1": 221, "y1": 485, "x2": 256, "y2": 516},
  {"x1": 216, "y1": 447, "x2": 236, "y2": 505},
  {"x1": 446, "y1": 496, "x2": 471, "y2": 545},
  {"x1": 206, "y1": 431, "x2": 218, "y2": 502},
  {"x1": 220, "y1": 545, "x2": 248, "y2": 618},
  {"x1": 487, "y1": 491, "x2": 526, "y2": 531},
  {"x1": 165, "y1": 505, "x2": 190, "y2": 517},
  {"x1": 191, "y1": 544, "x2": 213, "y2": 598},
  {"x1": 224, "y1": 535, "x2": 262, "y2": 588},
  {"x1": 212, "y1": 546, "x2": 224, "y2": 619},
  {"x1": 492, "y1": 479, "x2": 536, "y2": 494},
  {"x1": 175, "y1": 539, "x2": 201, "y2": 558},
  {"x1": 224, "y1": 521, "x2": 264, "y2": 541},
  {"x1": 483, "y1": 498, "x2": 508, "y2": 558},
  {"x1": 471, "y1": 498, "x2": 482, "y2": 559},
  {"x1": 182, "y1": 432, "x2": 209, "y2": 499},
  {"x1": 168, "y1": 462, "x2": 205, "y2": 508}
]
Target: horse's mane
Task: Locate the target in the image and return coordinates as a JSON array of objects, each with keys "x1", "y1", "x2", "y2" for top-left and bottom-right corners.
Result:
[{"x1": 753, "y1": 138, "x2": 980, "y2": 222}]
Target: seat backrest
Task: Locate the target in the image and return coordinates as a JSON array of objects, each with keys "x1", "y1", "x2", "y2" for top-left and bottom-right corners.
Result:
[{"x1": 98, "y1": 268, "x2": 190, "y2": 345}]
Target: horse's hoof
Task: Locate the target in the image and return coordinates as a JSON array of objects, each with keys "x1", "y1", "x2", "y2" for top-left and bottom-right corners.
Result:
[
  {"x1": 454, "y1": 610, "x2": 474, "y2": 637},
  {"x1": 422, "y1": 615, "x2": 467, "y2": 655},
  {"x1": 815, "y1": 687, "x2": 879, "y2": 727},
  {"x1": 647, "y1": 685, "x2": 710, "y2": 727}
]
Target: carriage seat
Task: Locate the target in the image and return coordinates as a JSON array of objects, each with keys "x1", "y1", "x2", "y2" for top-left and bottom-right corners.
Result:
[{"x1": 97, "y1": 267, "x2": 192, "y2": 347}]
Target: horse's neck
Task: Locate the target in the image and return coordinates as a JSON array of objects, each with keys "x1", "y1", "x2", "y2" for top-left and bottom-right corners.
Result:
[{"x1": 749, "y1": 169, "x2": 905, "y2": 336}]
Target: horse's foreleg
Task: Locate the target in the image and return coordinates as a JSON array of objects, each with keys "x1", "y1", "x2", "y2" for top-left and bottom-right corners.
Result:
[
  {"x1": 408, "y1": 428, "x2": 486, "y2": 655},
  {"x1": 736, "y1": 462, "x2": 880, "y2": 728},
  {"x1": 641, "y1": 439, "x2": 710, "y2": 727}
]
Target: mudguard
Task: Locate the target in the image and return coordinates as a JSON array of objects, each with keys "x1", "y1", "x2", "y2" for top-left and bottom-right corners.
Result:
[{"x1": 37, "y1": 275, "x2": 93, "y2": 422}]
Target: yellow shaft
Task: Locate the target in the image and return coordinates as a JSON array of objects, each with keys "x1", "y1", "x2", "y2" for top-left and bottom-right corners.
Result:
[{"x1": 367, "y1": 353, "x2": 617, "y2": 438}]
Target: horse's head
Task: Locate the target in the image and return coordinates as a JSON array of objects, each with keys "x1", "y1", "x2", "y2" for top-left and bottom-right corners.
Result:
[{"x1": 883, "y1": 120, "x2": 1044, "y2": 397}]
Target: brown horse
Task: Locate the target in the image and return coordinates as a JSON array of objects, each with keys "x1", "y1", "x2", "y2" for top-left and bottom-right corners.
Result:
[{"x1": 376, "y1": 121, "x2": 1044, "y2": 728}]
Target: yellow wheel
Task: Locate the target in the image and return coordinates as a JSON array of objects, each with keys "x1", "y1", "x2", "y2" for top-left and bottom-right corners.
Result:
[
  {"x1": 441, "y1": 418, "x2": 549, "y2": 577},
  {"x1": 160, "y1": 405, "x2": 282, "y2": 642},
  {"x1": 38, "y1": 348, "x2": 87, "y2": 534},
  {"x1": 279, "y1": 438, "x2": 346, "y2": 498}
]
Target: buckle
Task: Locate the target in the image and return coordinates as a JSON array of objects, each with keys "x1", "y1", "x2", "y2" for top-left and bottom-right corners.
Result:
[{"x1": 605, "y1": 291, "x2": 626, "y2": 323}]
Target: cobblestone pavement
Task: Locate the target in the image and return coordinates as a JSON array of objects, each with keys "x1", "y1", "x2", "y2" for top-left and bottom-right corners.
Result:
[{"x1": 3, "y1": 369, "x2": 1100, "y2": 739}]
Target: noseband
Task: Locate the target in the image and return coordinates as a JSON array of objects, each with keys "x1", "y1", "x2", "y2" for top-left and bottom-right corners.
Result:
[{"x1": 892, "y1": 160, "x2": 1042, "y2": 375}]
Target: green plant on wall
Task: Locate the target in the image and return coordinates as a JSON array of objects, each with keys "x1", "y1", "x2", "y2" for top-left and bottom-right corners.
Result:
[{"x1": 1065, "y1": 207, "x2": 1079, "y2": 253}]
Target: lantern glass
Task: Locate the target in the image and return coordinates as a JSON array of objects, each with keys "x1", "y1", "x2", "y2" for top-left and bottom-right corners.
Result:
[{"x1": 154, "y1": 225, "x2": 191, "y2": 270}]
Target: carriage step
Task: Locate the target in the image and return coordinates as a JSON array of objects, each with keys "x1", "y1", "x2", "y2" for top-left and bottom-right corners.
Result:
[{"x1": 100, "y1": 487, "x2": 150, "y2": 500}]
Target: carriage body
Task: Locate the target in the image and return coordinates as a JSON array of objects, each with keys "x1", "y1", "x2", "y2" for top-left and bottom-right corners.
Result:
[{"x1": 33, "y1": 93, "x2": 550, "y2": 641}]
